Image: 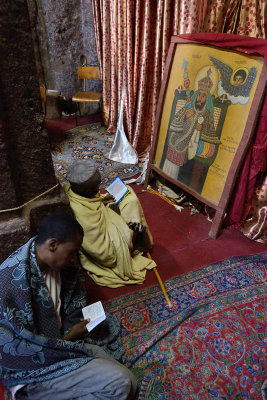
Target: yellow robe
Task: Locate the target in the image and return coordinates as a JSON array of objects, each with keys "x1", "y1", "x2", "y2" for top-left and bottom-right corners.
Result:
[{"x1": 65, "y1": 184, "x2": 156, "y2": 288}]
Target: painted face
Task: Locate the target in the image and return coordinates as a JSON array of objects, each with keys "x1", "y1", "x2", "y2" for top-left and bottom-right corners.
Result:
[
  {"x1": 48, "y1": 234, "x2": 83, "y2": 271},
  {"x1": 233, "y1": 75, "x2": 244, "y2": 87},
  {"x1": 195, "y1": 90, "x2": 207, "y2": 110}
]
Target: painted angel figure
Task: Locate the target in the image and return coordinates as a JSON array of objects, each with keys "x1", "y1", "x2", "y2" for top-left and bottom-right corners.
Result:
[{"x1": 209, "y1": 55, "x2": 257, "y2": 105}]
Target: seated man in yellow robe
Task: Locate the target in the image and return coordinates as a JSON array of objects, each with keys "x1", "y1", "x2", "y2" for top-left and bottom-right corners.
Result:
[{"x1": 64, "y1": 160, "x2": 156, "y2": 288}]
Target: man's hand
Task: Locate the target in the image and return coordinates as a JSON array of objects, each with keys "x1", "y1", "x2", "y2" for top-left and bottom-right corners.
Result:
[
  {"x1": 62, "y1": 318, "x2": 90, "y2": 341},
  {"x1": 108, "y1": 203, "x2": 121, "y2": 215},
  {"x1": 102, "y1": 194, "x2": 115, "y2": 205},
  {"x1": 102, "y1": 193, "x2": 121, "y2": 215}
]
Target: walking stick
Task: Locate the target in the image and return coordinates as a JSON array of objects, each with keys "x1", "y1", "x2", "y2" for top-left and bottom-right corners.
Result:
[{"x1": 147, "y1": 252, "x2": 173, "y2": 308}]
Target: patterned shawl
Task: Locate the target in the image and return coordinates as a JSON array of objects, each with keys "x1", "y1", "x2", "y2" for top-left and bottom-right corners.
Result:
[{"x1": 0, "y1": 238, "x2": 94, "y2": 388}]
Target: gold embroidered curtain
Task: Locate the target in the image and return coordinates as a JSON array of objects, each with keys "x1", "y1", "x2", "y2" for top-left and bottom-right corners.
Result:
[
  {"x1": 91, "y1": 0, "x2": 266, "y2": 155},
  {"x1": 237, "y1": 0, "x2": 266, "y2": 38}
]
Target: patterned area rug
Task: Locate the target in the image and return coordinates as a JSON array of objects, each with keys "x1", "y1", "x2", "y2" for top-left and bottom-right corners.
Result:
[
  {"x1": 105, "y1": 253, "x2": 267, "y2": 400},
  {"x1": 51, "y1": 122, "x2": 140, "y2": 188}
]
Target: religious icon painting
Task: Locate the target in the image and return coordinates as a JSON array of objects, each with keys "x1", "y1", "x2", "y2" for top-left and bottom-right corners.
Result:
[{"x1": 145, "y1": 35, "x2": 266, "y2": 238}]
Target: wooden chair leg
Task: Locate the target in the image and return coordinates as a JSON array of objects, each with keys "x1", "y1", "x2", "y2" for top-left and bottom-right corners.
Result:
[
  {"x1": 82, "y1": 103, "x2": 86, "y2": 115},
  {"x1": 75, "y1": 109, "x2": 78, "y2": 126},
  {"x1": 78, "y1": 103, "x2": 82, "y2": 117},
  {"x1": 99, "y1": 100, "x2": 102, "y2": 125}
]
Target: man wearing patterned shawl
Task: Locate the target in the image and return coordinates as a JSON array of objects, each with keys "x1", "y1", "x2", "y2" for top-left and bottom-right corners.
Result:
[{"x1": 0, "y1": 212, "x2": 137, "y2": 400}]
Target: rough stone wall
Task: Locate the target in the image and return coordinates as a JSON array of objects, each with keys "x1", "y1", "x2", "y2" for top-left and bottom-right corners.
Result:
[
  {"x1": 29, "y1": 0, "x2": 100, "y2": 99},
  {"x1": 0, "y1": 0, "x2": 100, "y2": 263},
  {"x1": 0, "y1": 0, "x2": 68, "y2": 263},
  {"x1": 0, "y1": 218, "x2": 30, "y2": 264},
  {"x1": 80, "y1": 0, "x2": 101, "y2": 97},
  {"x1": 80, "y1": 0, "x2": 99, "y2": 69},
  {"x1": 0, "y1": 0, "x2": 57, "y2": 205},
  {"x1": 0, "y1": 118, "x2": 17, "y2": 212}
]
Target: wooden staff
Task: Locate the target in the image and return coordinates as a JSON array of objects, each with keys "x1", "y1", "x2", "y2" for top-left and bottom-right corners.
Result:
[{"x1": 147, "y1": 252, "x2": 173, "y2": 308}]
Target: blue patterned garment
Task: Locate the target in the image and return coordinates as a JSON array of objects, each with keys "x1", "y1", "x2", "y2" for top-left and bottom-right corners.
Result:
[{"x1": 0, "y1": 238, "x2": 124, "y2": 388}]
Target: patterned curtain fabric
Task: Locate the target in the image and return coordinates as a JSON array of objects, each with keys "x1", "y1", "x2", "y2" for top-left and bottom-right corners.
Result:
[
  {"x1": 201, "y1": 0, "x2": 241, "y2": 33},
  {"x1": 92, "y1": 0, "x2": 183, "y2": 154},
  {"x1": 237, "y1": 0, "x2": 266, "y2": 38}
]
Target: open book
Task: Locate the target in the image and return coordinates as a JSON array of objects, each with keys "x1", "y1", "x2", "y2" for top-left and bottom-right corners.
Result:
[
  {"x1": 106, "y1": 176, "x2": 129, "y2": 204},
  {"x1": 82, "y1": 301, "x2": 106, "y2": 333}
]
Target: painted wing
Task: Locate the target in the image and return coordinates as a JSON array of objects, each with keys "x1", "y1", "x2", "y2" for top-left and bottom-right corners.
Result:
[
  {"x1": 210, "y1": 56, "x2": 257, "y2": 98},
  {"x1": 209, "y1": 55, "x2": 234, "y2": 93},
  {"x1": 238, "y1": 67, "x2": 257, "y2": 97}
]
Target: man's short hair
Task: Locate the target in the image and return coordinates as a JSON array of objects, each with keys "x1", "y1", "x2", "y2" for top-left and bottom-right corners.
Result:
[{"x1": 35, "y1": 212, "x2": 84, "y2": 245}]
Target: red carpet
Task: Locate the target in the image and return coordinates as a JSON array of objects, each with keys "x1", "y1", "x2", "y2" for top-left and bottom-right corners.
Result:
[
  {"x1": 83, "y1": 183, "x2": 266, "y2": 303},
  {"x1": 0, "y1": 385, "x2": 4, "y2": 400},
  {"x1": 105, "y1": 253, "x2": 266, "y2": 399},
  {"x1": 45, "y1": 113, "x2": 101, "y2": 136}
]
